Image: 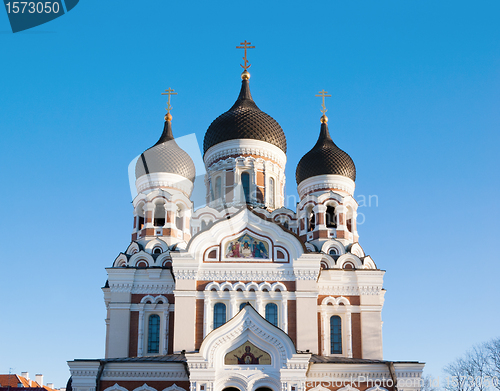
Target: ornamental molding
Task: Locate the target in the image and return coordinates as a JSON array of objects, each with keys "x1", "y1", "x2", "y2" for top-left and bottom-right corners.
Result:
[
  {"x1": 298, "y1": 175, "x2": 355, "y2": 198},
  {"x1": 205, "y1": 318, "x2": 288, "y2": 369},
  {"x1": 204, "y1": 139, "x2": 287, "y2": 169},
  {"x1": 294, "y1": 269, "x2": 320, "y2": 280},
  {"x1": 318, "y1": 285, "x2": 382, "y2": 296},
  {"x1": 136, "y1": 173, "x2": 193, "y2": 196},
  {"x1": 101, "y1": 370, "x2": 188, "y2": 381},
  {"x1": 307, "y1": 371, "x2": 391, "y2": 380},
  {"x1": 192, "y1": 269, "x2": 296, "y2": 281},
  {"x1": 162, "y1": 385, "x2": 187, "y2": 391},
  {"x1": 108, "y1": 282, "x2": 175, "y2": 294},
  {"x1": 69, "y1": 370, "x2": 99, "y2": 377},
  {"x1": 103, "y1": 384, "x2": 128, "y2": 391}
]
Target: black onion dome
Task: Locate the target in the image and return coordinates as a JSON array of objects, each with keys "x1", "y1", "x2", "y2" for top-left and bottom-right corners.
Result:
[
  {"x1": 295, "y1": 121, "x2": 356, "y2": 184},
  {"x1": 203, "y1": 79, "x2": 287, "y2": 154},
  {"x1": 135, "y1": 119, "x2": 196, "y2": 182}
]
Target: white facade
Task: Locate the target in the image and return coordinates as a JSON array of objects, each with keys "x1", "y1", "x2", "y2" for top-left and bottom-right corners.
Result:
[{"x1": 68, "y1": 68, "x2": 423, "y2": 391}]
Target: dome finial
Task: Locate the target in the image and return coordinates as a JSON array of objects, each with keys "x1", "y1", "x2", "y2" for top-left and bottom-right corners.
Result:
[
  {"x1": 161, "y1": 87, "x2": 177, "y2": 121},
  {"x1": 236, "y1": 40, "x2": 255, "y2": 79},
  {"x1": 315, "y1": 89, "x2": 332, "y2": 123}
]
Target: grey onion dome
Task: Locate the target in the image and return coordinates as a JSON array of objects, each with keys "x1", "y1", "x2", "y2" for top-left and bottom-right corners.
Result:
[
  {"x1": 203, "y1": 79, "x2": 287, "y2": 154},
  {"x1": 295, "y1": 121, "x2": 356, "y2": 184},
  {"x1": 135, "y1": 118, "x2": 196, "y2": 182}
]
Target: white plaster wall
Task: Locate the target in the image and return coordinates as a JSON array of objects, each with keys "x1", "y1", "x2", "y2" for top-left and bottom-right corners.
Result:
[
  {"x1": 106, "y1": 305, "x2": 131, "y2": 358},
  {"x1": 361, "y1": 311, "x2": 383, "y2": 359},
  {"x1": 295, "y1": 293, "x2": 318, "y2": 353},
  {"x1": 173, "y1": 293, "x2": 196, "y2": 352}
]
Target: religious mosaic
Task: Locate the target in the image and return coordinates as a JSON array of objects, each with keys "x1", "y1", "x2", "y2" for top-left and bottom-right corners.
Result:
[
  {"x1": 224, "y1": 340, "x2": 271, "y2": 365},
  {"x1": 225, "y1": 233, "x2": 269, "y2": 259}
]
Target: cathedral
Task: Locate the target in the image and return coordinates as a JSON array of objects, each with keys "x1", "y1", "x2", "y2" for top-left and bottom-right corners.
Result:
[{"x1": 68, "y1": 44, "x2": 424, "y2": 391}]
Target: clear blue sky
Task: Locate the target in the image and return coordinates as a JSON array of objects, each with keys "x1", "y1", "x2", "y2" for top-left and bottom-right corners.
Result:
[{"x1": 1, "y1": 0, "x2": 499, "y2": 388}]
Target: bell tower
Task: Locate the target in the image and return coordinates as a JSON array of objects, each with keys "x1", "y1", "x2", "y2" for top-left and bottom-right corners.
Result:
[
  {"x1": 295, "y1": 91, "x2": 359, "y2": 246},
  {"x1": 203, "y1": 42, "x2": 287, "y2": 212}
]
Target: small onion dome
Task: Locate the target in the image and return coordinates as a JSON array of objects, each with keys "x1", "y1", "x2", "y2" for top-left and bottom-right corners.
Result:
[
  {"x1": 295, "y1": 118, "x2": 356, "y2": 185},
  {"x1": 135, "y1": 115, "x2": 196, "y2": 182},
  {"x1": 203, "y1": 77, "x2": 287, "y2": 155}
]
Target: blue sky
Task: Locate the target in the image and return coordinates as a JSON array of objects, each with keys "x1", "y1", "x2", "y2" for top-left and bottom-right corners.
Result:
[{"x1": 0, "y1": 0, "x2": 499, "y2": 388}]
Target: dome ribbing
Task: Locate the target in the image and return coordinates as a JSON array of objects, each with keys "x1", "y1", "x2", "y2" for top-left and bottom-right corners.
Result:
[
  {"x1": 295, "y1": 121, "x2": 356, "y2": 184},
  {"x1": 203, "y1": 79, "x2": 286, "y2": 154},
  {"x1": 135, "y1": 119, "x2": 196, "y2": 182}
]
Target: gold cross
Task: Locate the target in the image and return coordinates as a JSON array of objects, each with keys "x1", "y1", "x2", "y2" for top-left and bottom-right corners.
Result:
[
  {"x1": 236, "y1": 40, "x2": 255, "y2": 70},
  {"x1": 315, "y1": 89, "x2": 332, "y2": 115},
  {"x1": 161, "y1": 87, "x2": 177, "y2": 113}
]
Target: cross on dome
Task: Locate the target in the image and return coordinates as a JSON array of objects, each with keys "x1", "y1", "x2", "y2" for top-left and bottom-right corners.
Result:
[
  {"x1": 236, "y1": 40, "x2": 255, "y2": 70},
  {"x1": 161, "y1": 87, "x2": 177, "y2": 120},
  {"x1": 315, "y1": 89, "x2": 331, "y2": 122}
]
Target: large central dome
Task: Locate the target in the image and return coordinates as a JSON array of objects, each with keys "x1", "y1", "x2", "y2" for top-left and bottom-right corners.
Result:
[{"x1": 203, "y1": 78, "x2": 287, "y2": 155}]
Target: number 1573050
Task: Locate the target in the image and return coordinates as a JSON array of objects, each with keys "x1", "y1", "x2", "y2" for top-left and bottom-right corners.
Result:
[{"x1": 5, "y1": 2, "x2": 61, "y2": 13}]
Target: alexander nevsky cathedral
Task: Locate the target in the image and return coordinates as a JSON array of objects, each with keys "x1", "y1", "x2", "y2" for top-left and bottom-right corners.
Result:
[{"x1": 68, "y1": 43, "x2": 424, "y2": 391}]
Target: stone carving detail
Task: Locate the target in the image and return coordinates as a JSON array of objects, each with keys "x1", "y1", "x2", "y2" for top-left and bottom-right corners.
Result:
[{"x1": 318, "y1": 285, "x2": 381, "y2": 295}]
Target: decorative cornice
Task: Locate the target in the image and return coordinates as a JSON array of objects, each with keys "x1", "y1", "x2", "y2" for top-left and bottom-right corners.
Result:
[
  {"x1": 175, "y1": 268, "x2": 297, "y2": 281},
  {"x1": 294, "y1": 270, "x2": 320, "y2": 280},
  {"x1": 204, "y1": 139, "x2": 287, "y2": 169},
  {"x1": 101, "y1": 370, "x2": 188, "y2": 381},
  {"x1": 108, "y1": 282, "x2": 175, "y2": 294},
  {"x1": 318, "y1": 285, "x2": 382, "y2": 296},
  {"x1": 136, "y1": 172, "x2": 193, "y2": 196}
]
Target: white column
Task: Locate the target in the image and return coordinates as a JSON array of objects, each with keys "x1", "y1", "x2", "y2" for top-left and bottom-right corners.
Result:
[
  {"x1": 281, "y1": 293, "x2": 288, "y2": 333},
  {"x1": 230, "y1": 296, "x2": 238, "y2": 319},
  {"x1": 321, "y1": 311, "x2": 328, "y2": 356},
  {"x1": 163, "y1": 305, "x2": 170, "y2": 355},
  {"x1": 346, "y1": 310, "x2": 352, "y2": 358},
  {"x1": 256, "y1": 292, "x2": 265, "y2": 317},
  {"x1": 313, "y1": 204, "x2": 327, "y2": 230},
  {"x1": 144, "y1": 202, "x2": 154, "y2": 228},
  {"x1": 137, "y1": 306, "x2": 145, "y2": 357}
]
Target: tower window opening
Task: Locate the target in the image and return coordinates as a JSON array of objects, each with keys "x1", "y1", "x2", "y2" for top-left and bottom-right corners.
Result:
[
  {"x1": 153, "y1": 247, "x2": 162, "y2": 254},
  {"x1": 147, "y1": 314, "x2": 160, "y2": 354},
  {"x1": 175, "y1": 206, "x2": 183, "y2": 230},
  {"x1": 347, "y1": 218, "x2": 352, "y2": 233},
  {"x1": 308, "y1": 209, "x2": 315, "y2": 231},
  {"x1": 153, "y1": 202, "x2": 165, "y2": 227},
  {"x1": 265, "y1": 303, "x2": 278, "y2": 326},
  {"x1": 283, "y1": 220, "x2": 289, "y2": 229},
  {"x1": 215, "y1": 176, "x2": 222, "y2": 201},
  {"x1": 241, "y1": 172, "x2": 250, "y2": 203},
  {"x1": 213, "y1": 302, "x2": 226, "y2": 329},
  {"x1": 326, "y1": 206, "x2": 337, "y2": 228},
  {"x1": 330, "y1": 315, "x2": 342, "y2": 354},
  {"x1": 137, "y1": 204, "x2": 145, "y2": 230},
  {"x1": 269, "y1": 177, "x2": 275, "y2": 208}
]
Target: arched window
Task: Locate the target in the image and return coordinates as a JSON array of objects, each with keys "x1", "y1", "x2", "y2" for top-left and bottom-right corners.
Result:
[
  {"x1": 215, "y1": 176, "x2": 222, "y2": 200},
  {"x1": 241, "y1": 172, "x2": 250, "y2": 202},
  {"x1": 147, "y1": 314, "x2": 160, "y2": 354},
  {"x1": 269, "y1": 177, "x2": 275, "y2": 208},
  {"x1": 326, "y1": 205, "x2": 336, "y2": 228},
  {"x1": 239, "y1": 302, "x2": 247, "y2": 311},
  {"x1": 175, "y1": 205, "x2": 183, "y2": 230},
  {"x1": 308, "y1": 209, "x2": 315, "y2": 231},
  {"x1": 154, "y1": 202, "x2": 165, "y2": 227},
  {"x1": 201, "y1": 220, "x2": 207, "y2": 231},
  {"x1": 213, "y1": 303, "x2": 226, "y2": 329},
  {"x1": 265, "y1": 303, "x2": 278, "y2": 326},
  {"x1": 330, "y1": 315, "x2": 342, "y2": 354},
  {"x1": 137, "y1": 204, "x2": 145, "y2": 230}
]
